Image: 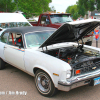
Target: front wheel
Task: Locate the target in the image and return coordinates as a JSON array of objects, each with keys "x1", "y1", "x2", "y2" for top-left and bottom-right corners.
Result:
[{"x1": 35, "y1": 69, "x2": 57, "y2": 97}]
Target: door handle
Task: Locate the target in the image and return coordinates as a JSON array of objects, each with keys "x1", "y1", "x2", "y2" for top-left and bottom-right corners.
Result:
[{"x1": 4, "y1": 47, "x2": 7, "y2": 48}]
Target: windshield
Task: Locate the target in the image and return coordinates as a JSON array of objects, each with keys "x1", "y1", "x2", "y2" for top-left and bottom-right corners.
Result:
[
  {"x1": 50, "y1": 14, "x2": 73, "y2": 24},
  {"x1": 25, "y1": 31, "x2": 54, "y2": 48},
  {"x1": 0, "y1": 22, "x2": 31, "y2": 29}
]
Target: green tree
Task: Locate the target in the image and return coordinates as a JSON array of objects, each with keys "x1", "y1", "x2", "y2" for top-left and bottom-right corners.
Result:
[
  {"x1": 77, "y1": 0, "x2": 95, "y2": 12},
  {"x1": 66, "y1": 6, "x2": 72, "y2": 13},
  {"x1": 96, "y1": 0, "x2": 100, "y2": 10},
  {"x1": 88, "y1": 0, "x2": 95, "y2": 11},
  {"x1": 76, "y1": 0, "x2": 99, "y2": 18},
  {"x1": 16, "y1": 0, "x2": 52, "y2": 17},
  {"x1": 66, "y1": 5, "x2": 79, "y2": 20},
  {"x1": 0, "y1": 0, "x2": 52, "y2": 17},
  {"x1": 0, "y1": 0, "x2": 15, "y2": 12},
  {"x1": 77, "y1": 1, "x2": 86, "y2": 17}
]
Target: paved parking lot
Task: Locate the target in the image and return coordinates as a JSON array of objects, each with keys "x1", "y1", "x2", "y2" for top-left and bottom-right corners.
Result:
[
  {"x1": 1, "y1": 64, "x2": 100, "y2": 100},
  {"x1": 0, "y1": 29, "x2": 100, "y2": 100}
]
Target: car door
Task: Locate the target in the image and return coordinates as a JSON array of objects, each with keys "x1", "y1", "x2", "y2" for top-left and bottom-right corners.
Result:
[
  {"x1": 0, "y1": 32, "x2": 9, "y2": 60},
  {"x1": 2, "y1": 32, "x2": 25, "y2": 70}
]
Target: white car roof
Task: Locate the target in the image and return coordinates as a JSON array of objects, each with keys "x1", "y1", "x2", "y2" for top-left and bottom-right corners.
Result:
[{"x1": 0, "y1": 13, "x2": 28, "y2": 23}]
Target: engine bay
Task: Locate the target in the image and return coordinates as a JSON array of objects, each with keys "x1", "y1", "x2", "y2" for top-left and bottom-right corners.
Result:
[{"x1": 44, "y1": 45, "x2": 100, "y2": 65}]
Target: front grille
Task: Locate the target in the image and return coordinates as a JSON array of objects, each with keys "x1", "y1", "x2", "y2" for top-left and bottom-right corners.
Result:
[{"x1": 73, "y1": 60, "x2": 100, "y2": 76}]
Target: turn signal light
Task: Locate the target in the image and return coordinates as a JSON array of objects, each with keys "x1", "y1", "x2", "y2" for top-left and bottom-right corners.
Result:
[
  {"x1": 92, "y1": 32, "x2": 94, "y2": 34},
  {"x1": 75, "y1": 69, "x2": 81, "y2": 75}
]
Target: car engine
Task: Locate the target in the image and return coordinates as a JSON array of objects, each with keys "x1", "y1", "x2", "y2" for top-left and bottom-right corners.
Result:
[
  {"x1": 45, "y1": 45, "x2": 99, "y2": 64},
  {"x1": 44, "y1": 45, "x2": 100, "y2": 76}
]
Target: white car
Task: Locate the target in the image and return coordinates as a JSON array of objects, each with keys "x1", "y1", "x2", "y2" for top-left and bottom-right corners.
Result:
[
  {"x1": 0, "y1": 13, "x2": 32, "y2": 36},
  {"x1": 0, "y1": 19, "x2": 100, "y2": 97}
]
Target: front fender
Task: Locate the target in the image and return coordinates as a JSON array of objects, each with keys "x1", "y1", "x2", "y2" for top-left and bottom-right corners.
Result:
[{"x1": 24, "y1": 49, "x2": 72, "y2": 87}]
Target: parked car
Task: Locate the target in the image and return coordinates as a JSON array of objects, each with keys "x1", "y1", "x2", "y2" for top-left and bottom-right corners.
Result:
[
  {"x1": 0, "y1": 19, "x2": 100, "y2": 97},
  {"x1": 0, "y1": 13, "x2": 32, "y2": 36}
]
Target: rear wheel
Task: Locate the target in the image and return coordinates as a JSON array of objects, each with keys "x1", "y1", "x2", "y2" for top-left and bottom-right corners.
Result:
[
  {"x1": 35, "y1": 69, "x2": 57, "y2": 97},
  {"x1": 0, "y1": 58, "x2": 5, "y2": 70}
]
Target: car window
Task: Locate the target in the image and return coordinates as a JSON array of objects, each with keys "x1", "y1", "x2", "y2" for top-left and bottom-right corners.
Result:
[
  {"x1": 1, "y1": 32, "x2": 9, "y2": 43},
  {"x1": 0, "y1": 22, "x2": 30, "y2": 29},
  {"x1": 1, "y1": 32, "x2": 23, "y2": 48},
  {"x1": 40, "y1": 15, "x2": 50, "y2": 24},
  {"x1": 8, "y1": 33, "x2": 23, "y2": 48}
]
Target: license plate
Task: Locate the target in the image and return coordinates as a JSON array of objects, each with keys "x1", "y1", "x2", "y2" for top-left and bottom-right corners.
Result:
[{"x1": 94, "y1": 77, "x2": 100, "y2": 86}]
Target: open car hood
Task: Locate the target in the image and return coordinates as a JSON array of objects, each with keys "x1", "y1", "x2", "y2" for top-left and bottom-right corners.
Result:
[{"x1": 39, "y1": 19, "x2": 100, "y2": 48}]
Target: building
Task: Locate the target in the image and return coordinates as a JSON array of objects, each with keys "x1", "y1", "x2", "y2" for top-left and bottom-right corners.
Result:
[{"x1": 91, "y1": 10, "x2": 100, "y2": 19}]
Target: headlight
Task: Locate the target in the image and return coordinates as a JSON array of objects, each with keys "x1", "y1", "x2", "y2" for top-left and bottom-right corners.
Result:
[{"x1": 66, "y1": 70, "x2": 71, "y2": 79}]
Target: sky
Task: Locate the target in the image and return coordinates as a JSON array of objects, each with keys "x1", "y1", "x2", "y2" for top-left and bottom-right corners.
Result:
[{"x1": 49, "y1": 0, "x2": 78, "y2": 13}]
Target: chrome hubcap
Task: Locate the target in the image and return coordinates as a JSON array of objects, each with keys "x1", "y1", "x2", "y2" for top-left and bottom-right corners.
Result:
[{"x1": 37, "y1": 74, "x2": 51, "y2": 93}]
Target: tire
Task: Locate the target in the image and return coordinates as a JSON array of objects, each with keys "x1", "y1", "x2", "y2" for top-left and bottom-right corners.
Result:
[
  {"x1": 0, "y1": 58, "x2": 5, "y2": 70},
  {"x1": 85, "y1": 41, "x2": 92, "y2": 46},
  {"x1": 35, "y1": 69, "x2": 58, "y2": 97}
]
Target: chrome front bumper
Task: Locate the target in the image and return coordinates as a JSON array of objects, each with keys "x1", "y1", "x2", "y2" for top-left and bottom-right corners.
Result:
[{"x1": 58, "y1": 70, "x2": 100, "y2": 91}]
